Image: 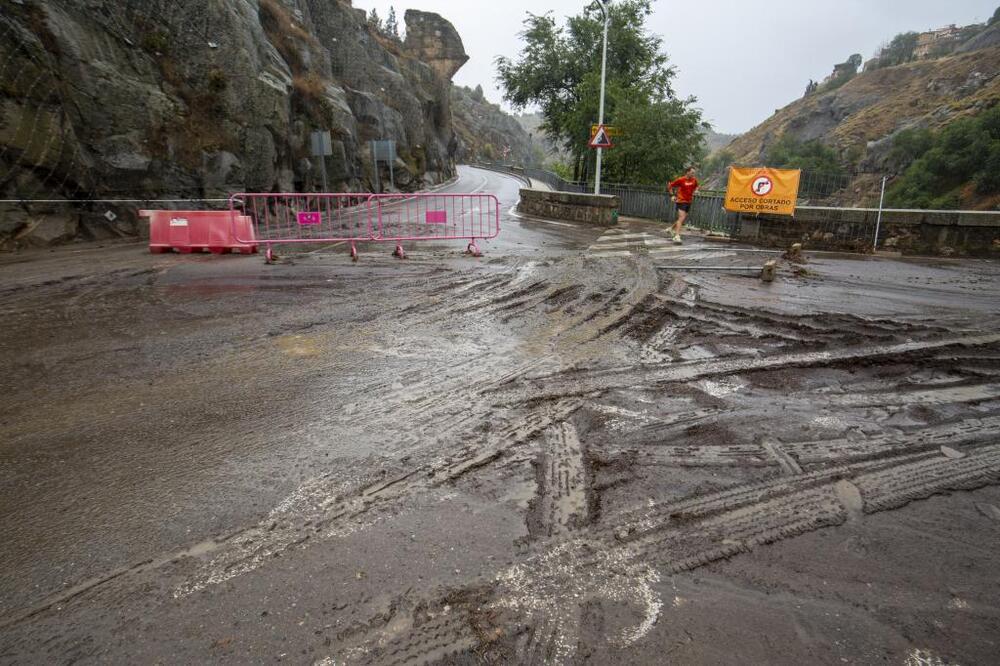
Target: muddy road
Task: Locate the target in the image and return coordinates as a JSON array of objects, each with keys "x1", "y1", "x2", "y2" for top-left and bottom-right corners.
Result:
[{"x1": 2, "y1": 166, "x2": 1000, "y2": 664}]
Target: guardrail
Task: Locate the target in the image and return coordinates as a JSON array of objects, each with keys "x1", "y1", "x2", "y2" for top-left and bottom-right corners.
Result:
[{"x1": 230, "y1": 192, "x2": 501, "y2": 262}]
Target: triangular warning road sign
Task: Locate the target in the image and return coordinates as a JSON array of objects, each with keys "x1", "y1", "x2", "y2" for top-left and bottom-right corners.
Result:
[{"x1": 589, "y1": 124, "x2": 614, "y2": 149}]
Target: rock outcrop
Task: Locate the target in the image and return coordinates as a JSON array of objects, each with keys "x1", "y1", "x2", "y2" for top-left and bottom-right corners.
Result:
[
  {"x1": 451, "y1": 85, "x2": 535, "y2": 165},
  {"x1": 404, "y1": 10, "x2": 469, "y2": 81},
  {"x1": 0, "y1": 0, "x2": 471, "y2": 248}
]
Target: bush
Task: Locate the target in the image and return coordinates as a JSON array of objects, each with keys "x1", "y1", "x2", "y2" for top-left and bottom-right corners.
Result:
[
  {"x1": 871, "y1": 32, "x2": 919, "y2": 70},
  {"x1": 887, "y1": 107, "x2": 1000, "y2": 208},
  {"x1": 141, "y1": 30, "x2": 170, "y2": 54}
]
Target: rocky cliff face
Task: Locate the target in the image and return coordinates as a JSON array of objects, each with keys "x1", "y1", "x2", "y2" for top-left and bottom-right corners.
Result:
[
  {"x1": 451, "y1": 86, "x2": 535, "y2": 165},
  {"x1": 0, "y1": 0, "x2": 470, "y2": 247}
]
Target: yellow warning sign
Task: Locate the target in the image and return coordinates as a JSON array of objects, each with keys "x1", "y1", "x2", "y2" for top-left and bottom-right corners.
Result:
[
  {"x1": 725, "y1": 167, "x2": 801, "y2": 216},
  {"x1": 590, "y1": 124, "x2": 623, "y2": 138}
]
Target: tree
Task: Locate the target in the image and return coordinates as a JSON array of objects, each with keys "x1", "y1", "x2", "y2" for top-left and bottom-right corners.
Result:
[
  {"x1": 385, "y1": 7, "x2": 400, "y2": 40},
  {"x1": 990, "y1": 6, "x2": 1000, "y2": 25},
  {"x1": 804, "y1": 79, "x2": 818, "y2": 96},
  {"x1": 878, "y1": 32, "x2": 919, "y2": 68},
  {"x1": 367, "y1": 9, "x2": 382, "y2": 32},
  {"x1": 887, "y1": 106, "x2": 1000, "y2": 209},
  {"x1": 473, "y1": 84, "x2": 485, "y2": 101},
  {"x1": 495, "y1": 1, "x2": 704, "y2": 185}
]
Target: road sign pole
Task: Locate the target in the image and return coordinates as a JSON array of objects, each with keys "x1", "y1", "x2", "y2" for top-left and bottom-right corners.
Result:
[
  {"x1": 311, "y1": 130, "x2": 333, "y2": 193},
  {"x1": 370, "y1": 141, "x2": 381, "y2": 193},
  {"x1": 874, "y1": 175, "x2": 887, "y2": 252},
  {"x1": 595, "y1": 1, "x2": 609, "y2": 196}
]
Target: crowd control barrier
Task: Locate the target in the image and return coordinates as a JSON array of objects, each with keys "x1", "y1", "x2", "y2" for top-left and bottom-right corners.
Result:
[
  {"x1": 142, "y1": 210, "x2": 258, "y2": 254},
  {"x1": 229, "y1": 193, "x2": 501, "y2": 262}
]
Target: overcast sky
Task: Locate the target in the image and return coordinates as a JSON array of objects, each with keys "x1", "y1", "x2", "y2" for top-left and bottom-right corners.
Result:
[{"x1": 354, "y1": 0, "x2": 998, "y2": 134}]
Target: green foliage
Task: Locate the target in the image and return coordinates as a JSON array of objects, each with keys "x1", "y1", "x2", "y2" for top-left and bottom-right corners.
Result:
[
  {"x1": 887, "y1": 107, "x2": 1000, "y2": 209},
  {"x1": 384, "y1": 7, "x2": 400, "y2": 40},
  {"x1": 888, "y1": 127, "x2": 935, "y2": 166},
  {"x1": 767, "y1": 135, "x2": 845, "y2": 198},
  {"x1": 818, "y1": 54, "x2": 862, "y2": 93},
  {"x1": 702, "y1": 149, "x2": 734, "y2": 182},
  {"x1": 546, "y1": 160, "x2": 575, "y2": 181},
  {"x1": 876, "y1": 32, "x2": 919, "y2": 68},
  {"x1": 992, "y1": 6, "x2": 1000, "y2": 25},
  {"x1": 141, "y1": 30, "x2": 169, "y2": 54},
  {"x1": 495, "y1": 1, "x2": 704, "y2": 185},
  {"x1": 767, "y1": 135, "x2": 843, "y2": 175},
  {"x1": 367, "y1": 9, "x2": 382, "y2": 32}
]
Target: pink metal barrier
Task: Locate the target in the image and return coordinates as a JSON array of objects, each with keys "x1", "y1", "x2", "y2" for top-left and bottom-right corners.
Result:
[
  {"x1": 142, "y1": 210, "x2": 258, "y2": 254},
  {"x1": 229, "y1": 193, "x2": 500, "y2": 262}
]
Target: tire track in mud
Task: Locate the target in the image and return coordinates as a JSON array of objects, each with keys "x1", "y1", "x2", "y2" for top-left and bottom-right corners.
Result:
[
  {"x1": 494, "y1": 333, "x2": 1000, "y2": 402},
  {"x1": 0, "y1": 398, "x2": 587, "y2": 630},
  {"x1": 2, "y1": 258, "x2": 660, "y2": 630},
  {"x1": 341, "y1": 444, "x2": 1000, "y2": 665},
  {"x1": 171, "y1": 398, "x2": 585, "y2": 597},
  {"x1": 528, "y1": 422, "x2": 589, "y2": 539},
  {"x1": 784, "y1": 415, "x2": 1000, "y2": 465}
]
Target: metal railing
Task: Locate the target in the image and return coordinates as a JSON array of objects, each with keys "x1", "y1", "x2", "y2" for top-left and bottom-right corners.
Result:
[{"x1": 479, "y1": 162, "x2": 741, "y2": 236}]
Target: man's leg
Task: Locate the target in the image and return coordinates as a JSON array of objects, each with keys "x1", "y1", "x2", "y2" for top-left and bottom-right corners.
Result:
[{"x1": 673, "y1": 208, "x2": 688, "y2": 236}]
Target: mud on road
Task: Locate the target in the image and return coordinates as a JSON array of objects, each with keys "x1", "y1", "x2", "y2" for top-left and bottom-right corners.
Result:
[{"x1": 2, "y1": 221, "x2": 1000, "y2": 664}]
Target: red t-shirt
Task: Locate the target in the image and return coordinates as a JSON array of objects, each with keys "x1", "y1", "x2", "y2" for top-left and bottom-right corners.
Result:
[{"x1": 669, "y1": 177, "x2": 699, "y2": 204}]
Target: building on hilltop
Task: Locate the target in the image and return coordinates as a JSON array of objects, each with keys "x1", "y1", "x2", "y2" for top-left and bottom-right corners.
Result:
[
  {"x1": 913, "y1": 25, "x2": 961, "y2": 58},
  {"x1": 821, "y1": 54, "x2": 863, "y2": 87}
]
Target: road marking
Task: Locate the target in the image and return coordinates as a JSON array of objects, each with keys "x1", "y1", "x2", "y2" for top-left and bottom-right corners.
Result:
[
  {"x1": 600, "y1": 232, "x2": 656, "y2": 240},
  {"x1": 590, "y1": 251, "x2": 633, "y2": 258}
]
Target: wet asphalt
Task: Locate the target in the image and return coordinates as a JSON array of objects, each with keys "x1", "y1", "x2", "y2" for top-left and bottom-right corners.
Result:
[{"x1": 1, "y1": 166, "x2": 999, "y2": 664}]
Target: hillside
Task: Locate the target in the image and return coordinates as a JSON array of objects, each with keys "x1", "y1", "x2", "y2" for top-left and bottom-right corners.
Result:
[
  {"x1": 0, "y1": 1, "x2": 485, "y2": 247},
  {"x1": 452, "y1": 86, "x2": 536, "y2": 165},
  {"x1": 702, "y1": 128, "x2": 739, "y2": 154},
  {"x1": 721, "y1": 22, "x2": 1000, "y2": 207}
]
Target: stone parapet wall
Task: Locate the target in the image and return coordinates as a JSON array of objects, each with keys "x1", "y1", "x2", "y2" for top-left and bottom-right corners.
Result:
[
  {"x1": 518, "y1": 189, "x2": 619, "y2": 225},
  {"x1": 737, "y1": 206, "x2": 1000, "y2": 257}
]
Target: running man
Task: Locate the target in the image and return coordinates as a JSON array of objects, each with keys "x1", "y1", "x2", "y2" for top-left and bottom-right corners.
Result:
[{"x1": 667, "y1": 166, "x2": 699, "y2": 244}]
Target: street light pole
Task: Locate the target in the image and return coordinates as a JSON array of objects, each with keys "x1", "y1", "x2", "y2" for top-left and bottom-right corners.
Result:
[{"x1": 594, "y1": 0, "x2": 610, "y2": 196}]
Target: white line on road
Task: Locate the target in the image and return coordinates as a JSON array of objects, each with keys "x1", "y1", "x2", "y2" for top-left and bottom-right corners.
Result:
[
  {"x1": 598, "y1": 233, "x2": 656, "y2": 241},
  {"x1": 590, "y1": 251, "x2": 634, "y2": 258}
]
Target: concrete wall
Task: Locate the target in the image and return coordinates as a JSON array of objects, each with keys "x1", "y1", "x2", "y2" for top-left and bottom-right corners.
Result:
[
  {"x1": 518, "y1": 188, "x2": 619, "y2": 226},
  {"x1": 737, "y1": 206, "x2": 1000, "y2": 257}
]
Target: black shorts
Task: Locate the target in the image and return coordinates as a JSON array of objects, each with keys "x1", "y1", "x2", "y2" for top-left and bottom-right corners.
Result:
[{"x1": 676, "y1": 202, "x2": 691, "y2": 213}]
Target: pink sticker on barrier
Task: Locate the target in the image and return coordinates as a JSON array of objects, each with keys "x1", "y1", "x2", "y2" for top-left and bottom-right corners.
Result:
[
  {"x1": 297, "y1": 212, "x2": 322, "y2": 226},
  {"x1": 425, "y1": 210, "x2": 447, "y2": 224}
]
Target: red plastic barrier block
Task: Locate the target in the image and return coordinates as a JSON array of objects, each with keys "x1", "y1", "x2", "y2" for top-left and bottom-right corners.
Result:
[{"x1": 140, "y1": 210, "x2": 257, "y2": 255}]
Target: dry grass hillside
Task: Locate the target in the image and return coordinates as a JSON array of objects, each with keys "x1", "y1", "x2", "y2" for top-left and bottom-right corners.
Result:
[{"x1": 725, "y1": 46, "x2": 1000, "y2": 168}]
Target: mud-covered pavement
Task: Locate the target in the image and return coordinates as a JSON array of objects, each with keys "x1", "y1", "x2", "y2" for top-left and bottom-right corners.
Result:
[{"x1": 2, "y1": 167, "x2": 1000, "y2": 665}]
